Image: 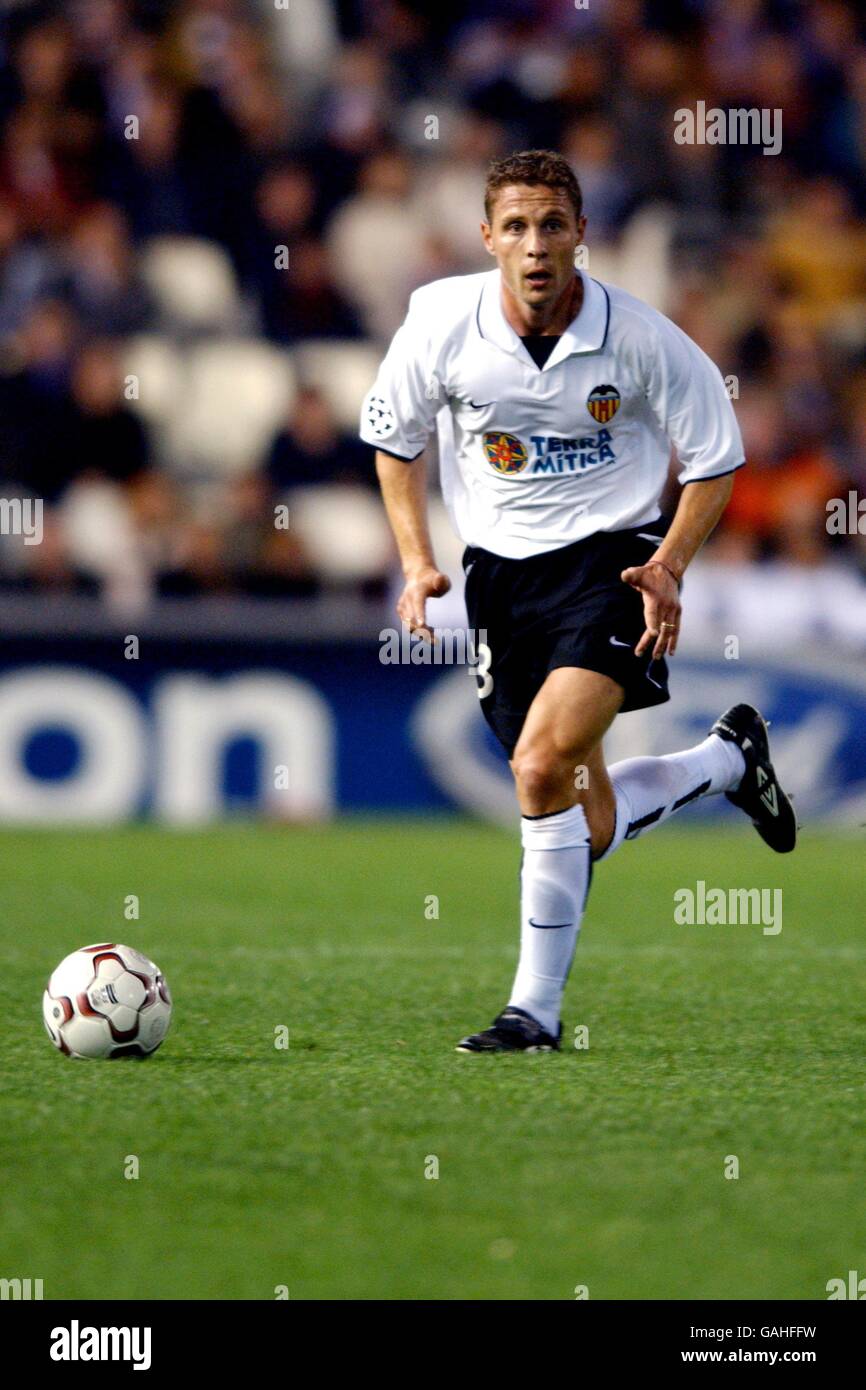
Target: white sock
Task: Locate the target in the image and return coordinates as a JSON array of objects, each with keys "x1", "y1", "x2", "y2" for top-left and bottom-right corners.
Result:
[
  {"x1": 597, "y1": 734, "x2": 745, "y2": 861},
  {"x1": 508, "y1": 802, "x2": 591, "y2": 1035}
]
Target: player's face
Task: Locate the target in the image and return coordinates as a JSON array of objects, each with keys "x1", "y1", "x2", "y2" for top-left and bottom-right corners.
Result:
[{"x1": 481, "y1": 184, "x2": 586, "y2": 309}]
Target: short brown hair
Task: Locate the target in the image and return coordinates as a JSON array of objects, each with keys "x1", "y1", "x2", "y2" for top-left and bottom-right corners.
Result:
[{"x1": 484, "y1": 149, "x2": 583, "y2": 225}]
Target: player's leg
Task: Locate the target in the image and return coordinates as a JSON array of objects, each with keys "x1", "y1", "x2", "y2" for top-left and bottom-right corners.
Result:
[
  {"x1": 507, "y1": 665, "x2": 621, "y2": 845},
  {"x1": 506, "y1": 669, "x2": 618, "y2": 1035},
  {"x1": 596, "y1": 703, "x2": 796, "y2": 860},
  {"x1": 457, "y1": 530, "x2": 793, "y2": 1054},
  {"x1": 457, "y1": 680, "x2": 796, "y2": 1052},
  {"x1": 596, "y1": 729, "x2": 745, "y2": 859},
  {"x1": 457, "y1": 667, "x2": 619, "y2": 1052},
  {"x1": 508, "y1": 672, "x2": 794, "y2": 864}
]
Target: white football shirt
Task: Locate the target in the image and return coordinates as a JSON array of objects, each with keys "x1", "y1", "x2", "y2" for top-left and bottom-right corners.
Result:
[{"x1": 360, "y1": 267, "x2": 745, "y2": 560}]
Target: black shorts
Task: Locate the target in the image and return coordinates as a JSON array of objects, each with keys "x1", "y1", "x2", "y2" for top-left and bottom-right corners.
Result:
[{"x1": 463, "y1": 520, "x2": 671, "y2": 757}]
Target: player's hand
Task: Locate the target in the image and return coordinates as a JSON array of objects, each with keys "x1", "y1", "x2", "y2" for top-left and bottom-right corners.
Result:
[
  {"x1": 396, "y1": 565, "x2": 451, "y2": 641},
  {"x1": 620, "y1": 562, "x2": 682, "y2": 660}
]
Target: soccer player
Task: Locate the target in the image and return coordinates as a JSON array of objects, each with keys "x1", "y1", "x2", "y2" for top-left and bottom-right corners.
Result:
[{"x1": 361, "y1": 150, "x2": 796, "y2": 1053}]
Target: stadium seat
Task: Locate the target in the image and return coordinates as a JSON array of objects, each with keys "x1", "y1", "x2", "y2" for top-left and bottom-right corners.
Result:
[
  {"x1": 291, "y1": 341, "x2": 383, "y2": 432},
  {"x1": 590, "y1": 204, "x2": 674, "y2": 313},
  {"x1": 59, "y1": 480, "x2": 149, "y2": 608},
  {"x1": 285, "y1": 483, "x2": 392, "y2": 582},
  {"x1": 123, "y1": 335, "x2": 185, "y2": 429},
  {"x1": 139, "y1": 236, "x2": 244, "y2": 334},
  {"x1": 164, "y1": 340, "x2": 297, "y2": 478},
  {"x1": 264, "y1": 0, "x2": 339, "y2": 88},
  {"x1": 328, "y1": 199, "x2": 423, "y2": 339}
]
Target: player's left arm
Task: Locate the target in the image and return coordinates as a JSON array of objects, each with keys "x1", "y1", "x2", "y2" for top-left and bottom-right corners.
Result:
[
  {"x1": 622, "y1": 471, "x2": 734, "y2": 660},
  {"x1": 625, "y1": 314, "x2": 745, "y2": 660}
]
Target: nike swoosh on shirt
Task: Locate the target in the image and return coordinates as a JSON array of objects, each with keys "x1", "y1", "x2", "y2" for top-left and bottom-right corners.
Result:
[
  {"x1": 462, "y1": 398, "x2": 493, "y2": 409},
  {"x1": 528, "y1": 917, "x2": 572, "y2": 929},
  {"x1": 609, "y1": 636, "x2": 631, "y2": 647}
]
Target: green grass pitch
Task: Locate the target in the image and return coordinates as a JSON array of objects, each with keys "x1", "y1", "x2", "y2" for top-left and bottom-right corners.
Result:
[{"x1": 0, "y1": 820, "x2": 863, "y2": 1301}]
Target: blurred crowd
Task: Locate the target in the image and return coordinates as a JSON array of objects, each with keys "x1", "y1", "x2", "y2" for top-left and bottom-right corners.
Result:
[{"x1": 0, "y1": 0, "x2": 864, "y2": 637}]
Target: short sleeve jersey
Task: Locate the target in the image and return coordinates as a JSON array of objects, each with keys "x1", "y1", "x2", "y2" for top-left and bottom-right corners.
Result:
[{"x1": 360, "y1": 268, "x2": 744, "y2": 560}]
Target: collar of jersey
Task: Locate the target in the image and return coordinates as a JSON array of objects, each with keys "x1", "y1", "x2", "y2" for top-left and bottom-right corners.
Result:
[{"x1": 476, "y1": 268, "x2": 609, "y2": 367}]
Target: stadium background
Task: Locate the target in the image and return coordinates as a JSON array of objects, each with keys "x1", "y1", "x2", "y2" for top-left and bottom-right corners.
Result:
[
  {"x1": 1, "y1": 0, "x2": 865, "y2": 1305},
  {"x1": 0, "y1": 0, "x2": 864, "y2": 825}
]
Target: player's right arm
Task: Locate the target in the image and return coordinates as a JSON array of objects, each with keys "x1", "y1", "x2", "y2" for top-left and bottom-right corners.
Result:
[
  {"x1": 628, "y1": 307, "x2": 746, "y2": 658},
  {"x1": 360, "y1": 288, "x2": 450, "y2": 639},
  {"x1": 375, "y1": 450, "x2": 451, "y2": 641}
]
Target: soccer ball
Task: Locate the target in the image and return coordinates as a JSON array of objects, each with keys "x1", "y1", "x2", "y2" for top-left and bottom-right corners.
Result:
[{"x1": 42, "y1": 943, "x2": 172, "y2": 1059}]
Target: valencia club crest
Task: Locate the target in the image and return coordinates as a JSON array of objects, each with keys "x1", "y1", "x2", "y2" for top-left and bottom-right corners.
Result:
[{"x1": 586, "y1": 384, "x2": 620, "y2": 424}]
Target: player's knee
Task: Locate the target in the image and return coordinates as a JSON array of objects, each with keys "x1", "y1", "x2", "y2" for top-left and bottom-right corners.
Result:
[{"x1": 511, "y1": 747, "x2": 572, "y2": 807}]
